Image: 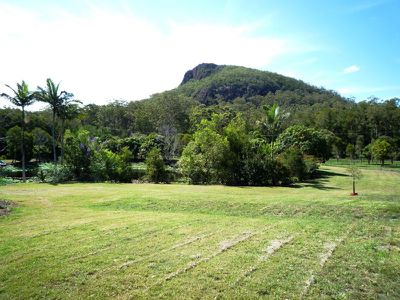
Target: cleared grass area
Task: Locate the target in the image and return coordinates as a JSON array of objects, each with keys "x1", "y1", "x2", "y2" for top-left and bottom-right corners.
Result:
[
  {"x1": 0, "y1": 166, "x2": 399, "y2": 299},
  {"x1": 325, "y1": 158, "x2": 400, "y2": 171}
]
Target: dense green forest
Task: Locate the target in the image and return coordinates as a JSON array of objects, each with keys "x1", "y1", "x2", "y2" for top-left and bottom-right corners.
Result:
[{"x1": 1, "y1": 64, "x2": 399, "y2": 184}]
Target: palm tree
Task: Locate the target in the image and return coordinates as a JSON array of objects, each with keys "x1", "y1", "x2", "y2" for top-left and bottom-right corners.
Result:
[
  {"x1": 1, "y1": 81, "x2": 35, "y2": 182},
  {"x1": 260, "y1": 104, "x2": 289, "y2": 157},
  {"x1": 35, "y1": 79, "x2": 74, "y2": 164}
]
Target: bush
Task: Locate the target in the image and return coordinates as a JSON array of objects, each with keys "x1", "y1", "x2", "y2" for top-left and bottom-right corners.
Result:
[
  {"x1": 179, "y1": 125, "x2": 229, "y2": 184},
  {"x1": 0, "y1": 177, "x2": 19, "y2": 186},
  {"x1": 0, "y1": 165, "x2": 21, "y2": 178},
  {"x1": 304, "y1": 155, "x2": 319, "y2": 178},
  {"x1": 166, "y1": 165, "x2": 182, "y2": 182},
  {"x1": 245, "y1": 154, "x2": 291, "y2": 186},
  {"x1": 280, "y1": 148, "x2": 306, "y2": 181},
  {"x1": 90, "y1": 147, "x2": 134, "y2": 182},
  {"x1": 145, "y1": 148, "x2": 168, "y2": 183},
  {"x1": 37, "y1": 163, "x2": 73, "y2": 183}
]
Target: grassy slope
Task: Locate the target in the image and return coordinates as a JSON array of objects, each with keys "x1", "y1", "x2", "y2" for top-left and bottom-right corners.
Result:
[{"x1": 0, "y1": 166, "x2": 399, "y2": 299}]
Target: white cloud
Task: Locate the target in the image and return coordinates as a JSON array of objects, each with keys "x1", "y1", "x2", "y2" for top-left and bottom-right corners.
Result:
[
  {"x1": 0, "y1": 3, "x2": 314, "y2": 105},
  {"x1": 343, "y1": 65, "x2": 360, "y2": 74}
]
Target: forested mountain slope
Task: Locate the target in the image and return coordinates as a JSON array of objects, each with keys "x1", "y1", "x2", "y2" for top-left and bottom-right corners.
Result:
[{"x1": 174, "y1": 63, "x2": 345, "y2": 106}]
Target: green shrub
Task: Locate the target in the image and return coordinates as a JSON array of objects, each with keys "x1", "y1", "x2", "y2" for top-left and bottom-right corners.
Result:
[
  {"x1": 245, "y1": 153, "x2": 291, "y2": 186},
  {"x1": 280, "y1": 148, "x2": 306, "y2": 181},
  {"x1": 166, "y1": 165, "x2": 182, "y2": 182},
  {"x1": 304, "y1": 155, "x2": 319, "y2": 178},
  {"x1": 179, "y1": 125, "x2": 229, "y2": 184},
  {"x1": 145, "y1": 148, "x2": 168, "y2": 183},
  {"x1": 0, "y1": 165, "x2": 21, "y2": 178},
  {"x1": 37, "y1": 163, "x2": 72, "y2": 183},
  {"x1": 90, "y1": 147, "x2": 134, "y2": 182},
  {"x1": 0, "y1": 177, "x2": 18, "y2": 186}
]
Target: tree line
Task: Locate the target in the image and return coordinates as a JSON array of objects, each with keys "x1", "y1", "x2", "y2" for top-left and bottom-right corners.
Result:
[{"x1": 1, "y1": 79, "x2": 399, "y2": 185}]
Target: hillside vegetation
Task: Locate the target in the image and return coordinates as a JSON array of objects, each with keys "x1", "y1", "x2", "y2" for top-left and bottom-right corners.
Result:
[{"x1": 176, "y1": 63, "x2": 330, "y2": 105}]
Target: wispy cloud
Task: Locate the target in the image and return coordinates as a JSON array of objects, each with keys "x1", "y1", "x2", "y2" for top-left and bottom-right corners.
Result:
[
  {"x1": 0, "y1": 3, "x2": 314, "y2": 105},
  {"x1": 343, "y1": 65, "x2": 360, "y2": 74}
]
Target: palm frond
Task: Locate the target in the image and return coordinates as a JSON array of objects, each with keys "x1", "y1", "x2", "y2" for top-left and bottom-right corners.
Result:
[{"x1": 2, "y1": 82, "x2": 35, "y2": 108}]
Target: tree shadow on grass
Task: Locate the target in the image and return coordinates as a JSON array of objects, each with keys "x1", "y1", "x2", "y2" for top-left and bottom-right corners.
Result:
[
  {"x1": 291, "y1": 169, "x2": 347, "y2": 190},
  {"x1": 318, "y1": 169, "x2": 348, "y2": 178},
  {"x1": 299, "y1": 180, "x2": 342, "y2": 190}
]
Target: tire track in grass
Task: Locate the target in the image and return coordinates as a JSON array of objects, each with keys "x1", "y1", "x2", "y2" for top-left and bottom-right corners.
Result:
[
  {"x1": 71, "y1": 222, "x2": 202, "y2": 269},
  {"x1": 232, "y1": 235, "x2": 295, "y2": 286},
  {"x1": 119, "y1": 231, "x2": 218, "y2": 269},
  {"x1": 66, "y1": 214, "x2": 205, "y2": 258},
  {"x1": 301, "y1": 241, "x2": 338, "y2": 297},
  {"x1": 6, "y1": 216, "x2": 195, "y2": 265},
  {"x1": 163, "y1": 230, "x2": 254, "y2": 282},
  {"x1": 86, "y1": 220, "x2": 216, "y2": 276},
  {"x1": 301, "y1": 224, "x2": 355, "y2": 298},
  {"x1": 143, "y1": 227, "x2": 274, "y2": 293},
  {"x1": 71, "y1": 221, "x2": 198, "y2": 262}
]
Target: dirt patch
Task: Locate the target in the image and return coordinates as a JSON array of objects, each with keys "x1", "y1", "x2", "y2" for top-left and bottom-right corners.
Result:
[
  {"x1": 0, "y1": 200, "x2": 14, "y2": 216},
  {"x1": 261, "y1": 236, "x2": 294, "y2": 260},
  {"x1": 318, "y1": 242, "x2": 337, "y2": 267}
]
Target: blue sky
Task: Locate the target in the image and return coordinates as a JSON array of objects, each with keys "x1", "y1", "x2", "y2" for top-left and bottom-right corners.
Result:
[{"x1": 0, "y1": 0, "x2": 399, "y2": 106}]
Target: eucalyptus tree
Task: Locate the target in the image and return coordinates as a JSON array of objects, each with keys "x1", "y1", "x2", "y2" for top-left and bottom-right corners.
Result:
[
  {"x1": 1, "y1": 81, "x2": 35, "y2": 182},
  {"x1": 35, "y1": 79, "x2": 74, "y2": 164}
]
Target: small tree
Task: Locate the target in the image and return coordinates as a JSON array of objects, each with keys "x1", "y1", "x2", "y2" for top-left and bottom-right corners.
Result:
[
  {"x1": 346, "y1": 143, "x2": 356, "y2": 161},
  {"x1": 145, "y1": 148, "x2": 167, "y2": 183},
  {"x1": 32, "y1": 128, "x2": 52, "y2": 162},
  {"x1": 347, "y1": 165, "x2": 362, "y2": 196},
  {"x1": 371, "y1": 139, "x2": 391, "y2": 166},
  {"x1": 362, "y1": 144, "x2": 372, "y2": 164},
  {"x1": 355, "y1": 135, "x2": 364, "y2": 161}
]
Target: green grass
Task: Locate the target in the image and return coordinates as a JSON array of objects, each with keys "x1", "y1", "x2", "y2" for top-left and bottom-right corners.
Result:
[
  {"x1": 325, "y1": 158, "x2": 400, "y2": 171},
  {"x1": 0, "y1": 166, "x2": 399, "y2": 299}
]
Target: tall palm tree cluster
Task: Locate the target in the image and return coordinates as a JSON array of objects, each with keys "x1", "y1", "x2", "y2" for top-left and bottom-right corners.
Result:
[{"x1": 0, "y1": 79, "x2": 79, "y2": 182}]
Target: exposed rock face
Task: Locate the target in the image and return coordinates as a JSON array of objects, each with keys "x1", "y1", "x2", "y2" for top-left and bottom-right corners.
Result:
[{"x1": 181, "y1": 63, "x2": 220, "y2": 85}]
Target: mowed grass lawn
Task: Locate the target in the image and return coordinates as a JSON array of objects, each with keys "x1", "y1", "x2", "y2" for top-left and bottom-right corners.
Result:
[{"x1": 0, "y1": 167, "x2": 399, "y2": 299}]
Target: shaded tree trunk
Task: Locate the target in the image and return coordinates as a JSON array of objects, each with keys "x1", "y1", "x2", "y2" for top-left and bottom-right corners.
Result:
[
  {"x1": 60, "y1": 118, "x2": 65, "y2": 164},
  {"x1": 21, "y1": 107, "x2": 26, "y2": 182},
  {"x1": 51, "y1": 110, "x2": 57, "y2": 164}
]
